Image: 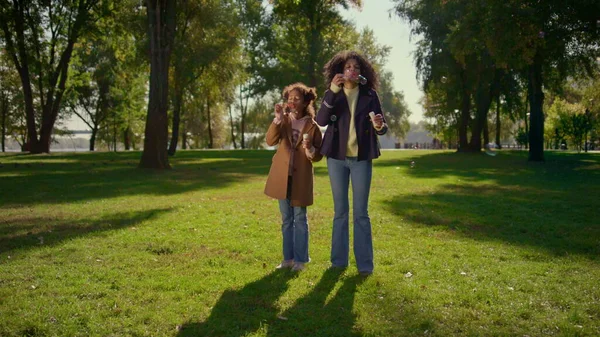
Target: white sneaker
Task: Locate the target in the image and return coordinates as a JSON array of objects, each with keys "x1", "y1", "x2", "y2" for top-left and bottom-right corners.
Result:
[
  {"x1": 276, "y1": 260, "x2": 294, "y2": 269},
  {"x1": 292, "y1": 262, "x2": 305, "y2": 271}
]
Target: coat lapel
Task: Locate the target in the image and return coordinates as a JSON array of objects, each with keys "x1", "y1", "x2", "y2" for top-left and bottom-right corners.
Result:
[
  {"x1": 355, "y1": 90, "x2": 372, "y2": 118},
  {"x1": 337, "y1": 91, "x2": 349, "y2": 117}
]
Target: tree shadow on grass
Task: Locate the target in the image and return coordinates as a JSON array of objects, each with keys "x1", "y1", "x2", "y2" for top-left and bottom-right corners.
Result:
[
  {"x1": 176, "y1": 269, "x2": 296, "y2": 337},
  {"x1": 379, "y1": 151, "x2": 600, "y2": 258},
  {"x1": 375, "y1": 150, "x2": 600, "y2": 182},
  {"x1": 0, "y1": 151, "x2": 274, "y2": 207},
  {"x1": 0, "y1": 207, "x2": 174, "y2": 254}
]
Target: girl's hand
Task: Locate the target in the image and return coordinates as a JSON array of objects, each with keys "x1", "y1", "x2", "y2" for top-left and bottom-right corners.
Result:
[
  {"x1": 274, "y1": 103, "x2": 284, "y2": 120},
  {"x1": 302, "y1": 134, "x2": 311, "y2": 149}
]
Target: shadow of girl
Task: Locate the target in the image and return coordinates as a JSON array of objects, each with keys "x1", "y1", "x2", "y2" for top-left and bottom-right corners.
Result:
[
  {"x1": 177, "y1": 270, "x2": 296, "y2": 337},
  {"x1": 268, "y1": 268, "x2": 366, "y2": 337}
]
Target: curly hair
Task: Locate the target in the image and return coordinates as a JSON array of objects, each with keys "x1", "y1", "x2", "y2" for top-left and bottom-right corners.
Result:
[
  {"x1": 323, "y1": 50, "x2": 379, "y2": 90},
  {"x1": 282, "y1": 82, "x2": 318, "y2": 118}
]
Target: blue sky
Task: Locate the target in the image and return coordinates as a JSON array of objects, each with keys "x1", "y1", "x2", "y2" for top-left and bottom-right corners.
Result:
[{"x1": 340, "y1": 0, "x2": 423, "y2": 123}]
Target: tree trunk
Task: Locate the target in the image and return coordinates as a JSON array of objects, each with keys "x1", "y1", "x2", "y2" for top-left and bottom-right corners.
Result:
[
  {"x1": 1, "y1": 92, "x2": 6, "y2": 152},
  {"x1": 528, "y1": 52, "x2": 544, "y2": 162},
  {"x1": 206, "y1": 95, "x2": 213, "y2": 149},
  {"x1": 89, "y1": 127, "x2": 98, "y2": 151},
  {"x1": 469, "y1": 66, "x2": 496, "y2": 152},
  {"x1": 239, "y1": 85, "x2": 248, "y2": 149},
  {"x1": 181, "y1": 128, "x2": 188, "y2": 150},
  {"x1": 112, "y1": 112, "x2": 118, "y2": 152},
  {"x1": 168, "y1": 81, "x2": 182, "y2": 156},
  {"x1": 495, "y1": 93, "x2": 502, "y2": 149},
  {"x1": 124, "y1": 126, "x2": 131, "y2": 150},
  {"x1": 458, "y1": 94, "x2": 470, "y2": 152},
  {"x1": 483, "y1": 118, "x2": 489, "y2": 147},
  {"x1": 524, "y1": 95, "x2": 529, "y2": 149},
  {"x1": 228, "y1": 104, "x2": 237, "y2": 149},
  {"x1": 468, "y1": 89, "x2": 487, "y2": 152},
  {"x1": 1, "y1": 2, "x2": 38, "y2": 153},
  {"x1": 140, "y1": 0, "x2": 176, "y2": 169}
]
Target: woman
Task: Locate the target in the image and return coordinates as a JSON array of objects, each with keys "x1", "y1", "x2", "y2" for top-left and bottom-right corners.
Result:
[
  {"x1": 264, "y1": 82, "x2": 323, "y2": 271},
  {"x1": 316, "y1": 51, "x2": 388, "y2": 276}
]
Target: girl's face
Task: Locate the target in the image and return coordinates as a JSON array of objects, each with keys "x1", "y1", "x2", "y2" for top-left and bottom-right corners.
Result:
[
  {"x1": 287, "y1": 89, "x2": 306, "y2": 117},
  {"x1": 343, "y1": 58, "x2": 361, "y2": 80}
]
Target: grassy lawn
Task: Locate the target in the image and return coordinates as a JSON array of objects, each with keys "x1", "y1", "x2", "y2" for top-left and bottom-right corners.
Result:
[{"x1": 1, "y1": 149, "x2": 599, "y2": 336}]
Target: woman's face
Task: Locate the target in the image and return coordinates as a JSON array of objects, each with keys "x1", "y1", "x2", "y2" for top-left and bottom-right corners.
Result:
[
  {"x1": 343, "y1": 58, "x2": 361, "y2": 80},
  {"x1": 287, "y1": 89, "x2": 307, "y2": 117}
]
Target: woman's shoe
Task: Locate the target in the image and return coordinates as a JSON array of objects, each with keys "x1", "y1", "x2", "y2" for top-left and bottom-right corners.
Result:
[
  {"x1": 276, "y1": 260, "x2": 294, "y2": 269},
  {"x1": 291, "y1": 262, "x2": 305, "y2": 271}
]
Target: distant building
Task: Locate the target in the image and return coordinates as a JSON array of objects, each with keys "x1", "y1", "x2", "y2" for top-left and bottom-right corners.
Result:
[{"x1": 378, "y1": 123, "x2": 436, "y2": 149}]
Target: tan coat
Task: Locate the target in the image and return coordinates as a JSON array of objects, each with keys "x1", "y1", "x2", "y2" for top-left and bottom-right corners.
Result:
[{"x1": 264, "y1": 118, "x2": 323, "y2": 207}]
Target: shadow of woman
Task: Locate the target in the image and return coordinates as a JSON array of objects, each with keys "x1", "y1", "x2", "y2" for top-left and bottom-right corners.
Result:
[
  {"x1": 268, "y1": 268, "x2": 366, "y2": 337},
  {"x1": 177, "y1": 269, "x2": 296, "y2": 337}
]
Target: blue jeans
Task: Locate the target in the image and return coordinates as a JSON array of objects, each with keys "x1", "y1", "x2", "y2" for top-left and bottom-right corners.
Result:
[
  {"x1": 327, "y1": 157, "x2": 373, "y2": 273},
  {"x1": 278, "y1": 199, "x2": 309, "y2": 263}
]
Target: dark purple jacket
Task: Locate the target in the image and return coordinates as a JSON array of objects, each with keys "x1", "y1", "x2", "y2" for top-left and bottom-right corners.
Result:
[{"x1": 316, "y1": 86, "x2": 388, "y2": 161}]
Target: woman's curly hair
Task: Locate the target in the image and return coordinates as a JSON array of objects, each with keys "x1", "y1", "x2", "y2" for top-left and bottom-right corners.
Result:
[
  {"x1": 323, "y1": 50, "x2": 379, "y2": 90},
  {"x1": 282, "y1": 82, "x2": 318, "y2": 118}
]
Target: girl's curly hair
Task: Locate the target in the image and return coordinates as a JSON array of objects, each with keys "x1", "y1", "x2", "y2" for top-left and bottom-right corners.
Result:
[
  {"x1": 282, "y1": 82, "x2": 318, "y2": 118},
  {"x1": 323, "y1": 50, "x2": 379, "y2": 90}
]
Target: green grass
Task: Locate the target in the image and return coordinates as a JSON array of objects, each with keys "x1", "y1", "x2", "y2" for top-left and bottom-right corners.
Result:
[{"x1": 1, "y1": 149, "x2": 599, "y2": 336}]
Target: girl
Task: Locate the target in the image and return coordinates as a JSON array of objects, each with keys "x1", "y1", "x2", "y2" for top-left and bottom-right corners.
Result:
[{"x1": 264, "y1": 83, "x2": 323, "y2": 271}]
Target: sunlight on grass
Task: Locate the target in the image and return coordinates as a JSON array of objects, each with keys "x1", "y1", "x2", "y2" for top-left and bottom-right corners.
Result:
[{"x1": 1, "y1": 150, "x2": 599, "y2": 336}]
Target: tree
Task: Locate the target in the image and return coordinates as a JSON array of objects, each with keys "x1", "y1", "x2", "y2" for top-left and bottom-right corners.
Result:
[
  {"x1": 0, "y1": 0, "x2": 104, "y2": 153},
  {"x1": 547, "y1": 97, "x2": 595, "y2": 152},
  {"x1": 394, "y1": 0, "x2": 478, "y2": 152},
  {"x1": 0, "y1": 52, "x2": 22, "y2": 152},
  {"x1": 468, "y1": 0, "x2": 600, "y2": 161},
  {"x1": 378, "y1": 71, "x2": 411, "y2": 139},
  {"x1": 233, "y1": 0, "x2": 277, "y2": 149},
  {"x1": 270, "y1": 0, "x2": 362, "y2": 89},
  {"x1": 167, "y1": 0, "x2": 240, "y2": 155},
  {"x1": 65, "y1": 0, "x2": 147, "y2": 152},
  {"x1": 394, "y1": 0, "x2": 600, "y2": 159},
  {"x1": 139, "y1": 0, "x2": 176, "y2": 169},
  {"x1": 242, "y1": 93, "x2": 279, "y2": 149},
  {"x1": 68, "y1": 39, "x2": 116, "y2": 151}
]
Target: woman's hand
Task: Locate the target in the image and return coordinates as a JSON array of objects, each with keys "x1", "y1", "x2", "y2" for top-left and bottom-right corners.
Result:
[
  {"x1": 332, "y1": 73, "x2": 345, "y2": 87},
  {"x1": 371, "y1": 113, "x2": 384, "y2": 129}
]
